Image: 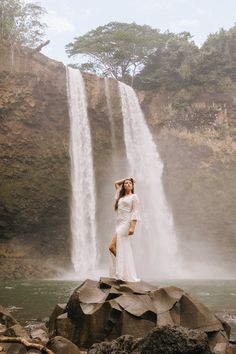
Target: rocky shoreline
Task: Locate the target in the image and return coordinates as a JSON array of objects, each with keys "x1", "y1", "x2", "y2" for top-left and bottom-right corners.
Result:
[{"x1": 0, "y1": 278, "x2": 236, "y2": 354}]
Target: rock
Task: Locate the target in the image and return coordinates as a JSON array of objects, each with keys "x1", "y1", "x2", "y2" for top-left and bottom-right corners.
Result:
[
  {"x1": 216, "y1": 311, "x2": 236, "y2": 342},
  {"x1": 0, "y1": 324, "x2": 7, "y2": 335},
  {"x1": 121, "y1": 311, "x2": 155, "y2": 337},
  {"x1": 27, "y1": 350, "x2": 41, "y2": 354},
  {"x1": 55, "y1": 312, "x2": 76, "y2": 341},
  {"x1": 212, "y1": 343, "x2": 232, "y2": 354},
  {"x1": 229, "y1": 343, "x2": 236, "y2": 354},
  {"x1": 0, "y1": 44, "x2": 71, "y2": 278},
  {"x1": 4, "y1": 343, "x2": 27, "y2": 354},
  {"x1": 213, "y1": 342, "x2": 232, "y2": 354},
  {"x1": 48, "y1": 303, "x2": 66, "y2": 336},
  {"x1": 50, "y1": 278, "x2": 230, "y2": 349},
  {"x1": 0, "y1": 305, "x2": 18, "y2": 328},
  {"x1": 30, "y1": 325, "x2": 49, "y2": 345},
  {"x1": 88, "y1": 334, "x2": 142, "y2": 354},
  {"x1": 218, "y1": 317, "x2": 232, "y2": 339},
  {"x1": 0, "y1": 345, "x2": 6, "y2": 353},
  {"x1": 47, "y1": 336, "x2": 81, "y2": 354},
  {"x1": 88, "y1": 325, "x2": 211, "y2": 354},
  {"x1": 208, "y1": 331, "x2": 231, "y2": 353},
  {"x1": 4, "y1": 324, "x2": 30, "y2": 340},
  {"x1": 139, "y1": 325, "x2": 211, "y2": 354}
]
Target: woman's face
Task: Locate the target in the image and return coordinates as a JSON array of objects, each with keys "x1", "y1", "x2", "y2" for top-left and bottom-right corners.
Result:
[{"x1": 124, "y1": 179, "x2": 133, "y2": 192}]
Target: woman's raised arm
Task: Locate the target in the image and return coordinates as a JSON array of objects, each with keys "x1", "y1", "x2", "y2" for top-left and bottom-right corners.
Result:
[
  {"x1": 115, "y1": 177, "x2": 126, "y2": 189},
  {"x1": 115, "y1": 177, "x2": 136, "y2": 189}
]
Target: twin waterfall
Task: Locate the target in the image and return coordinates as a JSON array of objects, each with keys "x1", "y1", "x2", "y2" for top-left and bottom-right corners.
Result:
[
  {"x1": 66, "y1": 67, "x2": 97, "y2": 278},
  {"x1": 118, "y1": 82, "x2": 178, "y2": 278},
  {"x1": 66, "y1": 66, "x2": 180, "y2": 280}
]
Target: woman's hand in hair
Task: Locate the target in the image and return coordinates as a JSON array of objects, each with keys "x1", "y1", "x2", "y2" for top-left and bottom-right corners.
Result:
[
  {"x1": 130, "y1": 177, "x2": 136, "y2": 183},
  {"x1": 115, "y1": 178, "x2": 127, "y2": 186}
]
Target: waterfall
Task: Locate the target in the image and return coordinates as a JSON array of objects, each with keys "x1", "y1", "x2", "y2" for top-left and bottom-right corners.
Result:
[
  {"x1": 66, "y1": 66, "x2": 97, "y2": 278},
  {"x1": 104, "y1": 77, "x2": 129, "y2": 181},
  {"x1": 119, "y1": 81, "x2": 181, "y2": 279},
  {"x1": 105, "y1": 78, "x2": 117, "y2": 154},
  {"x1": 104, "y1": 78, "x2": 117, "y2": 174}
]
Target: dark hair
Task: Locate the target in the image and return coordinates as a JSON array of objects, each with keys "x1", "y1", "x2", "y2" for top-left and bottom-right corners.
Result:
[{"x1": 114, "y1": 178, "x2": 134, "y2": 211}]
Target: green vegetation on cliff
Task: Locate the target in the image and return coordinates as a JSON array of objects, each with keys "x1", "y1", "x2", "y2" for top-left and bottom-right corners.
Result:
[
  {"x1": 66, "y1": 21, "x2": 236, "y2": 94},
  {"x1": 136, "y1": 25, "x2": 236, "y2": 92},
  {"x1": 66, "y1": 22, "x2": 164, "y2": 85},
  {"x1": 0, "y1": 0, "x2": 47, "y2": 48}
]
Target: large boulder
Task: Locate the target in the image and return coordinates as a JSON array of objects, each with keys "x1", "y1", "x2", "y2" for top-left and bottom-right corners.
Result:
[
  {"x1": 0, "y1": 304, "x2": 18, "y2": 328},
  {"x1": 4, "y1": 324, "x2": 30, "y2": 340},
  {"x1": 49, "y1": 278, "x2": 231, "y2": 351},
  {"x1": 29, "y1": 324, "x2": 49, "y2": 345},
  {"x1": 1, "y1": 343, "x2": 27, "y2": 354},
  {"x1": 47, "y1": 335, "x2": 81, "y2": 354},
  {"x1": 48, "y1": 303, "x2": 66, "y2": 337}
]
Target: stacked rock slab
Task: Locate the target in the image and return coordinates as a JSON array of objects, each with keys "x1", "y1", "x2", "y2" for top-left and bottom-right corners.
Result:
[{"x1": 49, "y1": 278, "x2": 231, "y2": 352}]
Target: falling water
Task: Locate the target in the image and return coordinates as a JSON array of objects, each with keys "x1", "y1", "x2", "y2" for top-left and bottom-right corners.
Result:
[
  {"x1": 119, "y1": 81, "x2": 181, "y2": 279},
  {"x1": 105, "y1": 78, "x2": 117, "y2": 153},
  {"x1": 66, "y1": 66, "x2": 97, "y2": 278},
  {"x1": 104, "y1": 78, "x2": 117, "y2": 174},
  {"x1": 104, "y1": 77, "x2": 129, "y2": 180}
]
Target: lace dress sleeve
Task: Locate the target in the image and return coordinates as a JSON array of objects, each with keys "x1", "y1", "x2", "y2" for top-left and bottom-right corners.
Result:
[{"x1": 130, "y1": 194, "x2": 141, "y2": 221}]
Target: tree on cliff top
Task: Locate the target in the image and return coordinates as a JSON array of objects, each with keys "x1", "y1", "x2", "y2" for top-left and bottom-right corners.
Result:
[
  {"x1": 135, "y1": 32, "x2": 200, "y2": 90},
  {"x1": 197, "y1": 25, "x2": 236, "y2": 84},
  {"x1": 0, "y1": 0, "x2": 47, "y2": 48},
  {"x1": 65, "y1": 22, "x2": 164, "y2": 85},
  {"x1": 135, "y1": 24, "x2": 236, "y2": 92}
]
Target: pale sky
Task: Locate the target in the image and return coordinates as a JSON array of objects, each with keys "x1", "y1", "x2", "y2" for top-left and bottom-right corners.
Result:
[{"x1": 37, "y1": 0, "x2": 236, "y2": 65}]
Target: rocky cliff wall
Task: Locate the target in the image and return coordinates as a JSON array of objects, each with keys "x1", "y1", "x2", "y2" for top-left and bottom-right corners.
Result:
[
  {"x1": 0, "y1": 44, "x2": 71, "y2": 277},
  {"x1": 138, "y1": 88, "x2": 236, "y2": 275},
  {"x1": 0, "y1": 44, "x2": 126, "y2": 277}
]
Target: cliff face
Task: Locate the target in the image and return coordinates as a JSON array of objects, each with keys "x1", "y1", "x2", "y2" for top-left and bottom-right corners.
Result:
[
  {"x1": 0, "y1": 44, "x2": 71, "y2": 277},
  {"x1": 0, "y1": 44, "x2": 235, "y2": 278},
  {"x1": 138, "y1": 88, "x2": 236, "y2": 274},
  {"x1": 0, "y1": 44, "x2": 126, "y2": 277}
]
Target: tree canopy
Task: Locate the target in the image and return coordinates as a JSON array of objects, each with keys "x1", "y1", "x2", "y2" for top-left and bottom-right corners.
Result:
[
  {"x1": 66, "y1": 21, "x2": 236, "y2": 92},
  {"x1": 136, "y1": 24, "x2": 236, "y2": 91},
  {"x1": 197, "y1": 25, "x2": 236, "y2": 84},
  {"x1": 0, "y1": 0, "x2": 47, "y2": 48},
  {"x1": 65, "y1": 22, "x2": 165, "y2": 84},
  {"x1": 134, "y1": 32, "x2": 200, "y2": 90}
]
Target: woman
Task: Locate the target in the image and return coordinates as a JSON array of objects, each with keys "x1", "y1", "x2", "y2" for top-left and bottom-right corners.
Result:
[{"x1": 109, "y1": 177, "x2": 141, "y2": 282}]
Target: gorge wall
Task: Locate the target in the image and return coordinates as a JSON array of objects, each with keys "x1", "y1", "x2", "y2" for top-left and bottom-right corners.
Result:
[
  {"x1": 138, "y1": 88, "x2": 236, "y2": 275},
  {"x1": 0, "y1": 43, "x2": 235, "y2": 279}
]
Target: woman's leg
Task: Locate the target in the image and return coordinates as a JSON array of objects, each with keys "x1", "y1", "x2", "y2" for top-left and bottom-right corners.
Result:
[{"x1": 109, "y1": 234, "x2": 117, "y2": 256}]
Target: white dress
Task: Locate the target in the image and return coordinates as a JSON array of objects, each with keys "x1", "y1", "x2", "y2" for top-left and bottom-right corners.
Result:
[{"x1": 109, "y1": 186, "x2": 141, "y2": 282}]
